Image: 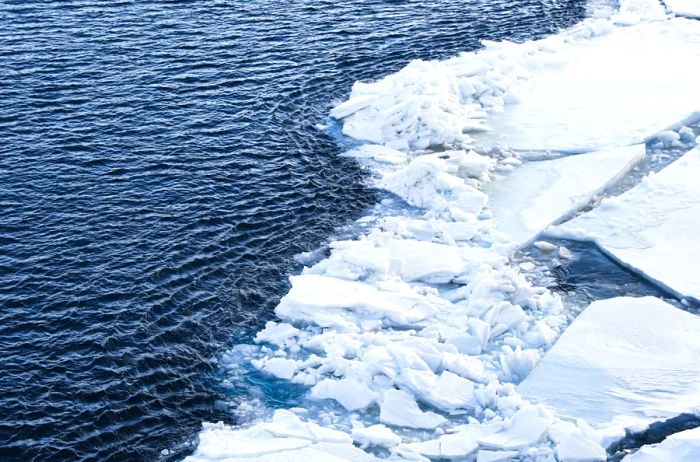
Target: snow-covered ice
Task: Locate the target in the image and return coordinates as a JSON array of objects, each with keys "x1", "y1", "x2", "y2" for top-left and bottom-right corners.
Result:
[
  {"x1": 476, "y1": 16, "x2": 700, "y2": 151},
  {"x1": 550, "y1": 146, "x2": 700, "y2": 301},
  {"x1": 665, "y1": 0, "x2": 700, "y2": 19},
  {"x1": 486, "y1": 145, "x2": 644, "y2": 249},
  {"x1": 519, "y1": 296, "x2": 700, "y2": 437},
  {"x1": 622, "y1": 426, "x2": 700, "y2": 462},
  {"x1": 332, "y1": 9, "x2": 700, "y2": 153}
]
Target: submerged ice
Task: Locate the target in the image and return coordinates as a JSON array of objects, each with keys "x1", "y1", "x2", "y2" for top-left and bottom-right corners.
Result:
[{"x1": 187, "y1": 1, "x2": 700, "y2": 461}]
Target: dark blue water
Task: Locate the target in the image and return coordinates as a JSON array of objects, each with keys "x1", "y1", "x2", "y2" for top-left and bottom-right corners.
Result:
[{"x1": 0, "y1": 1, "x2": 586, "y2": 460}]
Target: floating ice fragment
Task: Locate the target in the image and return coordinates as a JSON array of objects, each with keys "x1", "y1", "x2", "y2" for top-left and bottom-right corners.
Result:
[
  {"x1": 519, "y1": 297, "x2": 700, "y2": 436},
  {"x1": 262, "y1": 358, "x2": 298, "y2": 380},
  {"x1": 555, "y1": 435, "x2": 606, "y2": 462},
  {"x1": 378, "y1": 153, "x2": 488, "y2": 221},
  {"x1": 426, "y1": 371, "x2": 476, "y2": 411},
  {"x1": 351, "y1": 424, "x2": 402, "y2": 448},
  {"x1": 479, "y1": 405, "x2": 553, "y2": 450},
  {"x1": 310, "y1": 237, "x2": 504, "y2": 284},
  {"x1": 379, "y1": 389, "x2": 447, "y2": 429},
  {"x1": 276, "y1": 274, "x2": 443, "y2": 330},
  {"x1": 255, "y1": 321, "x2": 300, "y2": 347},
  {"x1": 310, "y1": 377, "x2": 378, "y2": 411},
  {"x1": 342, "y1": 144, "x2": 408, "y2": 165},
  {"x1": 184, "y1": 410, "x2": 382, "y2": 462}
]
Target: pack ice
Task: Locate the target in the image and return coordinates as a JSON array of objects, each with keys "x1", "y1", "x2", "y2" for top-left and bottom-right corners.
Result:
[
  {"x1": 187, "y1": 2, "x2": 700, "y2": 461},
  {"x1": 550, "y1": 146, "x2": 700, "y2": 302},
  {"x1": 331, "y1": 2, "x2": 700, "y2": 153}
]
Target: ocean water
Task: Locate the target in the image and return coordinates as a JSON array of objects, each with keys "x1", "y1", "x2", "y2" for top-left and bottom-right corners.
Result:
[{"x1": 0, "y1": 1, "x2": 586, "y2": 460}]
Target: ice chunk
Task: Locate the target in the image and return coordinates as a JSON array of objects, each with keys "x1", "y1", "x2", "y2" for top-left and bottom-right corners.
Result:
[
  {"x1": 351, "y1": 424, "x2": 402, "y2": 447},
  {"x1": 486, "y1": 145, "x2": 645, "y2": 250},
  {"x1": 310, "y1": 238, "x2": 504, "y2": 284},
  {"x1": 341, "y1": 144, "x2": 407, "y2": 165},
  {"x1": 400, "y1": 431, "x2": 480, "y2": 459},
  {"x1": 263, "y1": 358, "x2": 298, "y2": 380},
  {"x1": 379, "y1": 388, "x2": 447, "y2": 429},
  {"x1": 426, "y1": 370, "x2": 476, "y2": 410},
  {"x1": 310, "y1": 377, "x2": 378, "y2": 411},
  {"x1": 550, "y1": 146, "x2": 700, "y2": 301},
  {"x1": 476, "y1": 19, "x2": 700, "y2": 152},
  {"x1": 255, "y1": 322, "x2": 301, "y2": 347},
  {"x1": 479, "y1": 405, "x2": 553, "y2": 450},
  {"x1": 381, "y1": 239, "x2": 501, "y2": 284},
  {"x1": 330, "y1": 59, "x2": 486, "y2": 150},
  {"x1": 519, "y1": 297, "x2": 700, "y2": 434},
  {"x1": 665, "y1": 0, "x2": 700, "y2": 19},
  {"x1": 276, "y1": 274, "x2": 443, "y2": 330},
  {"x1": 184, "y1": 410, "x2": 374, "y2": 461},
  {"x1": 622, "y1": 427, "x2": 700, "y2": 462}
]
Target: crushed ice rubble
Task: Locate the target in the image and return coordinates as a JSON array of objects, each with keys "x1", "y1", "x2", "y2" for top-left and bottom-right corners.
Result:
[{"x1": 184, "y1": 1, "x2": 700, "y2": 461}]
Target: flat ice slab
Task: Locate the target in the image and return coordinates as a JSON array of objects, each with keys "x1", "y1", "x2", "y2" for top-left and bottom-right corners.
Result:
[
  {"x1": 476, "y1": 18, "x2": 700, "y2": 152},
  {"x1": 550, "y1": 146, "x2": 700, "y2": 301},
  {"x1": 486, "y1": 145, "x2": 644, "y2": 250},
  {"x1": 666, "y1": 0, "x2": 700, "y2": 19},
  {"x1": 622, "y1": 427, "x2": 700, "y2": 462},
  {"x1": 518, "y1": 297, "x2": 700, "y2": 434},
  {"x1": 185, "y1": 410, "x2": 379, "y2": 462}
]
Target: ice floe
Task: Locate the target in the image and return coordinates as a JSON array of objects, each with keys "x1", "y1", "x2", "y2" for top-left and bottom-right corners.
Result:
[
  {"x1": 486, "y1": 145, "x2": 645, "y2": 250},
  {"x1": 550, "y1": 146, "x2": 700, "y2": 301},
  {"x1": 622, "y1": 426, "x2": 700, "y2": 462},
  {"x1": 477, "y1": 16, "x2": 700, "y2": 152},
  {"x1": 519, "y1": 296, "x2": 700, "y2": 439},
  {"x1": 185, "y1": 410, "x2": 380, "y2": 462}
]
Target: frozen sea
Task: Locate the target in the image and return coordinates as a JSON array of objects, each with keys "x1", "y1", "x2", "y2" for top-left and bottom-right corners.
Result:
[{"x1": 0, "y1": 1, "x2": 589, "y2": 460}]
